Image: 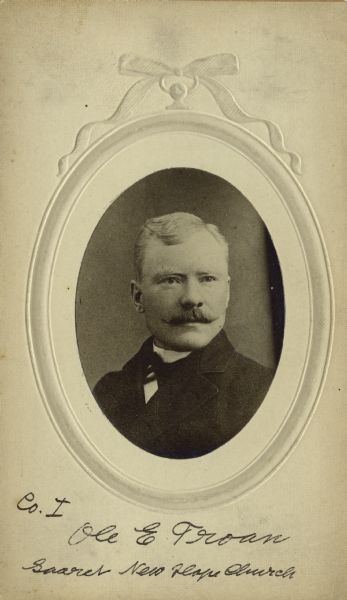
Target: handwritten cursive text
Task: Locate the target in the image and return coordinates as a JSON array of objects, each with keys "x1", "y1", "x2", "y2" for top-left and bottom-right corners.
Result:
[{"x1": 22, "y1": 558, "x2": 111, "y2": 577}]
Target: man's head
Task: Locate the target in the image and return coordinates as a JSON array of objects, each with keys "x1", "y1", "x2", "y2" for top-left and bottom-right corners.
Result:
[{"x1": 131, "y1": 212, "x2": 230, "y2": 351}]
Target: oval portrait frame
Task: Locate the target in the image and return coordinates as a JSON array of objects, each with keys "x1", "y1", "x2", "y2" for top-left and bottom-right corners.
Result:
[{"x1": 26, "y1": 112, "x2": 334, "y2": 511}]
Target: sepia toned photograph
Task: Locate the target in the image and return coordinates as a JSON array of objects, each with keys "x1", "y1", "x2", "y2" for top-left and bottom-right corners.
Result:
[
  {"x1": 76, "y1": 168, "x2": 284, "y2": 459},
  {"x1": 2, "y1": 2, "x2": 346, "y2": 598}
]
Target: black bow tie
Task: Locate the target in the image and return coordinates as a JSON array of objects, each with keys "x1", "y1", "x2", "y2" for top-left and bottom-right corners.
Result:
[{"x1": 143, "y1": 351, "x2": 188, "y2": 384}]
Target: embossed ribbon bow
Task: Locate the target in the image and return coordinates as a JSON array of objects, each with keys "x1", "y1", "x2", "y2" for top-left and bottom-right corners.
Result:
[{"x1": 58, "y1": 53, "x2": 301, "y2": 176}]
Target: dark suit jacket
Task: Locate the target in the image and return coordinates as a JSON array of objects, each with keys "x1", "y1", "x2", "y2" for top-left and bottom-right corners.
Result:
[{"x1": 93, "y1": 330, "x2": 274, "y2": 459}]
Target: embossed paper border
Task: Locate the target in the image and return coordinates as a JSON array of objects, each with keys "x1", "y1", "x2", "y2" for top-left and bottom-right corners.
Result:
[
  {"x1": 58, "y1": 53, "x2": 302, "y2": 177},
  {"x1": 26, "y1": 110, "x2": 334, "y2": 511}
]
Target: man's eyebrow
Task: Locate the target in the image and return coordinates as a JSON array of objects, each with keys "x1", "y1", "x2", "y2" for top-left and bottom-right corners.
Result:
[
  {"x1": 196, "y1": 270, "x2": 226, "y2": 277},
  {"x1": 152, "y1": 271, "x2": 185, "y2": 282},
  {"x1": 151, "y1": 269, "x2": 226, "y2": 282}
]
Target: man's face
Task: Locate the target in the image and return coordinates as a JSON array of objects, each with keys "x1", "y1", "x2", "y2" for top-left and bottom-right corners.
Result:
[{"x1": 131, "y1": 229, "x2": 230, "y2": 351}]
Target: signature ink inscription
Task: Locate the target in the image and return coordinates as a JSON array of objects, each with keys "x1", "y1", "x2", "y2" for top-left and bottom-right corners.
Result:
[
  {"x1": 118, "y1": 560, "x2": 296, "y2": 581},
  {"x1": 68, "y1": 522, "x2": 119, "y2": 546},
  {"x1": 45, "y1": 498, "x2": 71, "y2": 518},
  {"x1": 17, "y1": 492, "x2": 71, "y2": 518},
  {"x1": 134, "y1": 522, "x2": 160, "y2": 545},
  {"x1": 119, "y1": 560, "x2": 165, "y2": 577},
  {"x1": 170, "y1": 562, "x2": 295, "y2": 581},
  {"x1": 224, "y1": 563, "x2": 296, "y2": 578},
  {"x1": 22, "y1": 558, "x2": 111, "y2": 577},
  {"x1": 172, "y1": 563, "x2": 220, "y2": 582},
  {"x1": 17, "y1": 491, "x2": 295, "y2": 585},
  {"x1": 171, "y1": 521, "x2": 290, "y2": 546}
]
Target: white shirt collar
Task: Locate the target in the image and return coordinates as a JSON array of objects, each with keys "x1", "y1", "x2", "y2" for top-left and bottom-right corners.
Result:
[{"x1": 153, "y1": 341, "x2": 191, "y2": 364}]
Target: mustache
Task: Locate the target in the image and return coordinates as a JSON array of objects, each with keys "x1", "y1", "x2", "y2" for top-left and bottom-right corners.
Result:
[{"x1": 165, "y1": 308, "x2": 214, "y2": 326}]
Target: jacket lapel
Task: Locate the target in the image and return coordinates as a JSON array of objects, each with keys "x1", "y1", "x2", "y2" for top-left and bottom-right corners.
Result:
[{"x1": 133, "y1": 331, "x2": 237, "y2": 442}]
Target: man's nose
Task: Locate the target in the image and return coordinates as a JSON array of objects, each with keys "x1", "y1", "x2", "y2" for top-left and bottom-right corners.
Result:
[{"x1": 179, "y1": 280, "x2": 204, "y2": 309}]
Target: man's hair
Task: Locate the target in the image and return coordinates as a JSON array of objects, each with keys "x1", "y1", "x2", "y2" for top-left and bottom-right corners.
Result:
[{"x1": 134, "y1": 211, "x2": 229, "y2": 279}]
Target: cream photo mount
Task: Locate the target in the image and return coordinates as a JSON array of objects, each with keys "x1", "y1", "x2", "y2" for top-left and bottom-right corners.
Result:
[{"x1": 26, "y1": 111, "x2": 333, "y2": 512}]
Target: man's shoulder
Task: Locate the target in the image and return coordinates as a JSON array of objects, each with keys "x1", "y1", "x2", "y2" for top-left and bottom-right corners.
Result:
[
  {"x1": 222, "y1": 348, "x2": 275, "y2": 418},
  {"x1": 95, "y1": 338, "x2": 151, "y2": 382},
  {"x1": 93, "y1": 368, "x2": 124, "y2": 395},
  {"x1": 199, "y1": 330, "x2": 274, "y2": 380},
  {"x1": 232, "y1": 350, "x2": 274, "y2": 380},
  {"x1": 92, "y1": 352, "x2": 143, "y2": 424},
  {"x1": 93, "y1": 338, "x2": 152, "y2": 399}
]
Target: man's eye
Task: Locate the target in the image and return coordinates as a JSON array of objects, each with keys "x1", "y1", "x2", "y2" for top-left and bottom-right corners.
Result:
[
  {"x1": 200, "y1": 275, "x2": 217, "y2": 283},
  {"x1": 161, "y1": 277, "x2": 180, "y2": 285}
]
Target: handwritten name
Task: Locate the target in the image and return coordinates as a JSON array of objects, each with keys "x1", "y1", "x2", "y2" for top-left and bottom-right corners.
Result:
[
  {"x1": 64, "y1": 519, "x2": 289, "y2": 548},
  {"x1": 171, "y1": 521, "x2": 290, "y2": 547},
  {"x1": 16, "y1": 493, "x2": 290, "y2": 551},
  {"x1": 17, "y1": 490, "x2": 295, "y2": 587}
]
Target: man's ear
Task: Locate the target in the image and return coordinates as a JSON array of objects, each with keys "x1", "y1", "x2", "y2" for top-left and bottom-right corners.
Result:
[{"x1": 130, "y1": 280, "x2": 144, "y2": 313}]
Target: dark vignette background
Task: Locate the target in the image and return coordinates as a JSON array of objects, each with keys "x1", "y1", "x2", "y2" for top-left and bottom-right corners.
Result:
[{"x1": 76, "y1": 168, "x2": 284, "y2": 389}]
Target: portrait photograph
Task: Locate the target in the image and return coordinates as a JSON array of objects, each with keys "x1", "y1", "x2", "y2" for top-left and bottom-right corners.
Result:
[
  {"x1": 76, "y1": 167, "x2": 284, "y2": 459},
  {"x1": 2, "y1": 3, "x2": 345, "y2": 599}
]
